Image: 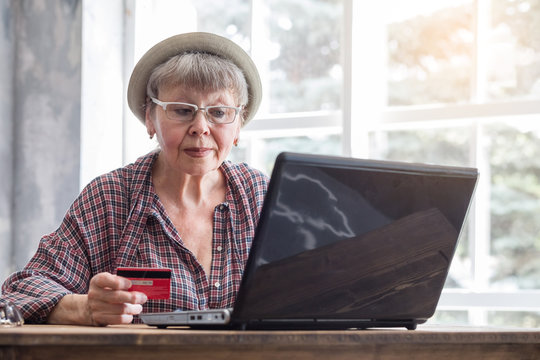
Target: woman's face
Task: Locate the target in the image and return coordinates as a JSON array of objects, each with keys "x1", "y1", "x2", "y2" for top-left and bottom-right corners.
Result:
[{"x1": 145, "y1": 84, "x2": 241, "y2": 177}]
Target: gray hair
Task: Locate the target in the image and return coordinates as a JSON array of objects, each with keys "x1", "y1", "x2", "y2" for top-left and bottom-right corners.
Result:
[{"x1": 146, "y1": 52, "x2": 249, "y2": 122}]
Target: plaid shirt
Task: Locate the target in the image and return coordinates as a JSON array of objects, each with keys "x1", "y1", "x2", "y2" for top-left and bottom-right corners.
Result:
[{"x1": 1, "y1": 151, "x2": 268, "y2": 323}]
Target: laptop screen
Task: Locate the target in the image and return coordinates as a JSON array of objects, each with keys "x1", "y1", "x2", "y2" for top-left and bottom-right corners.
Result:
[{"x1": 233, "y1": 152, "x2": 478, "y2": 323}]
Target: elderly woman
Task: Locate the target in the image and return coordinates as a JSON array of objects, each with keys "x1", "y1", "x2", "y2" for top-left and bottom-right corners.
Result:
[{"x1": 1, "y1": 32, "x2": 268, "y2": 325}]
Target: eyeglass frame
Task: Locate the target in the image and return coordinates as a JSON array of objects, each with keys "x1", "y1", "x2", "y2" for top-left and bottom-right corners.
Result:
[{"x1": 150, "y1": 97, "x2": 243, "y2": 124}]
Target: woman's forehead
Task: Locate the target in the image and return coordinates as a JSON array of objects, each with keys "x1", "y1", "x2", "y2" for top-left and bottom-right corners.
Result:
[{"x1": 158, "y1": 84, "x2": 237, "y2": 103}]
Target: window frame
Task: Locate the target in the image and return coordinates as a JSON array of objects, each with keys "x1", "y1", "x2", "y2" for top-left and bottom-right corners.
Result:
[
  {"x1": 346, "y1": 0, "x2": 540, "y2": 324},
  {"x1": 243, "y1": 0, "x2": 540, "y2": 323},
  {"x1": 81, "y1": 0, "x2": 540, "y2": 325}
]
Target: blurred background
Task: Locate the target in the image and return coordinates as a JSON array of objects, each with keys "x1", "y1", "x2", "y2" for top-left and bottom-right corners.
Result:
[{"x1": 1, "y1": 0, "x2": 539, "y2": 327}]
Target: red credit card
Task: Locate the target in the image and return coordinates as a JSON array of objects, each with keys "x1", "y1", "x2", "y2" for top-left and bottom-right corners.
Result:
[{"x1": 117, "y1": 267, "x2": 171, "y2": 300}]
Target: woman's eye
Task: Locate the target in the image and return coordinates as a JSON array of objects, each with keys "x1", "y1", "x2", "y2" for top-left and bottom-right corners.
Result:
[
  {"x1": 171, "y1": 106, "x2": 194, "y2": 117},
  {"x1": 209, "y1": 107, "x2": 226, "y2": 118}
]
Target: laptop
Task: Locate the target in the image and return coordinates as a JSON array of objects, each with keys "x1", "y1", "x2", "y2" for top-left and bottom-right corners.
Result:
[{"x1": 141, "y1": 152, "x2": 478, "y2": 330}]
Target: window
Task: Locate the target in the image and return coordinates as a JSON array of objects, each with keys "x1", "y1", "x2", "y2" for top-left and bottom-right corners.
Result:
[
  {"x1": 81, "y1": 0, "x2": 540, "y2": 327},
  {"x1": 359, "y1": 0, "x2": 540, "y2": 326}
]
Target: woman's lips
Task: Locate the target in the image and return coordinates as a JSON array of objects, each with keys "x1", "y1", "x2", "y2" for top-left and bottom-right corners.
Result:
[{"x1": 184, "y1": 147, "x2": 212, "y2": 157}]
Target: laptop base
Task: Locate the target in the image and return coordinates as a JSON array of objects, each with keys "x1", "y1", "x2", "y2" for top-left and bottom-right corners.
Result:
[
  {"x1": 231, "y1": 319, "x2": 422, "y2": 331},
  {"x1": 147, "y1": 318, "x2": 423, "y2": 331}
]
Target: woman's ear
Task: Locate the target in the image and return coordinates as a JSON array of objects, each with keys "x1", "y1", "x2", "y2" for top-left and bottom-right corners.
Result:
[
  {"x1": 234, "y1": 120, "x2": 241, "y2": 145},
  {"x1": 145, "y1": 100, "x2": 156, "y2": 138}
]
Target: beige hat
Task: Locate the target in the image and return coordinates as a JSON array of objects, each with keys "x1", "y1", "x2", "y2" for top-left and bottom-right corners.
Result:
[{"x1": 127, "y1": 32, "x2": 262, "y2": 126}]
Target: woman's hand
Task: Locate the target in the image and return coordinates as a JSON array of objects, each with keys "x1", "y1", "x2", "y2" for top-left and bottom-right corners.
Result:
[
  {"x1": 86, "y1": 272, "x2": 148, "y2": 326},
  {"x1": 47, "y1": 272, "x2": 148, "y2": 326}
]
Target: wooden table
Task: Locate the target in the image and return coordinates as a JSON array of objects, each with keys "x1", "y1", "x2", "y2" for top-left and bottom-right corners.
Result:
[{"x1": 1, "y1": 324, "x2": 539, "y2": 359}]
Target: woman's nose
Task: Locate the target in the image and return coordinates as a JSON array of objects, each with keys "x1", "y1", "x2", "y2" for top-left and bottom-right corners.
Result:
[{"x1": 189, "y1": 110, "x2": 210, "y2": 135}]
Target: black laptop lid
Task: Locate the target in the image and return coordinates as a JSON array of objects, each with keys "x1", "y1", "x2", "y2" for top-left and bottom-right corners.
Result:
[{"x1": 233, "y1": 152, "x2": 478, "y2": 324}]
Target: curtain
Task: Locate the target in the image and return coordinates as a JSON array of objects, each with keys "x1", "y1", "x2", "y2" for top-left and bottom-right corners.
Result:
[{"x1": 0, "y1": 0, "x2": 82, "y2": 282}]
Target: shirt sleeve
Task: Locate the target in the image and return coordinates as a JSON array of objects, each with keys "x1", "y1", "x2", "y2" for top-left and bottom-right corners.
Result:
[
  {"x1": 0, "y1": 170, "x2": 129, "y2": 323},
  {"x1": 1, "y1": 211, "x2": 91, "y2": 323}
]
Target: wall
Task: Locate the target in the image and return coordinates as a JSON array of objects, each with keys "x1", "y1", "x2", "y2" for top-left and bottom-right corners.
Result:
[{"x1": 0, "y1": 0, "x2": 81, "y2": 281}]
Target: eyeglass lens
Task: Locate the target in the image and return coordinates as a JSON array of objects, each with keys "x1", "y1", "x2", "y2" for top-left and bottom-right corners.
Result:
[{"x1": 166, "y1": 104, "x2": 237, "y2": 124}]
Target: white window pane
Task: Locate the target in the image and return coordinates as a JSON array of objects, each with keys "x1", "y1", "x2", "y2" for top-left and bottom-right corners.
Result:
[
  {"x1": 430, "y1": 309, "x2": 540, "y2": 327},
  {"x1": 484, "y1": 119, "x2": 540, "y2": 290},
  {"x1": 386, "y1": 0, "x2": 475, "y2": 106},
  {"x1": 368, "y1": 126, "x2": 473, "y2": 166},
  {"x1": 193, "y1": 0, "x2": 251, "y2": 50},
  {"x1": 428, "y1": 310, "x2": 469, "y2": 325},
  {"x1": 486, "y1": 0, "x2": 540, "y2": 100},
  {"x1": 488, "y1": 310, "x2": 540, "y2": 327},
  {"x1": 258, "y1": 0, "x2": 343, "y2": 114},
  {"x1": 244, "y1": 134, "x2": 342, "y2": 175}
]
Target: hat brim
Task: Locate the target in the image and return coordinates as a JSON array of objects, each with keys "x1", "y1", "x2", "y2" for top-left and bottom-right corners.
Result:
[{"x1": 127, "y1": 32, "x2": 262, "y2": 127}]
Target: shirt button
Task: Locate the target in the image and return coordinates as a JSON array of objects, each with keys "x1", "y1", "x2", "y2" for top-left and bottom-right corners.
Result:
[
  {"x1": 214, "y1": 282, "x2": 220, "y2": 288},
  {"x1": 219, "y1": 204, "x2": 225, "y2": 211},
  {"x1": 216, "y1": 245, "x2": 223, "y2": 252}
]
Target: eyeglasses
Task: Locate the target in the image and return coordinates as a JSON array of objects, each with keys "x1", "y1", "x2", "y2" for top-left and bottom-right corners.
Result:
[
  {"x1": 0, "y1": 301, "x2": 24, "y2": 327},
  {"x1": 151, "y1": 97, "x2": 242, "y2": 124}
]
